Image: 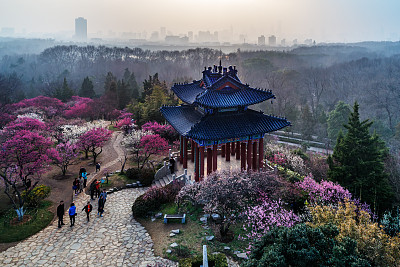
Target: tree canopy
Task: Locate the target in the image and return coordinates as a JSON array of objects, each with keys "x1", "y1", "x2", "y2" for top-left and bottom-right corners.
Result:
[{"x1": 328, "y1": 102, "x2": 393, "y2": 214}]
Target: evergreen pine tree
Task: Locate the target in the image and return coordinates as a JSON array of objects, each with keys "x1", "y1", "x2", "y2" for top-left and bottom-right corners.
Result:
[
  {"x1": 54, "y1": 77, "x2": 74, "y2": 102},
  {"x1": 117, "y1": 79, "x2": 132, "y2": 109},
  {"x1": 79, "y1": 76, "x2": 96, "y2": 98},
  {"x1": 328, "y1": 102, "x2": 393, "y2": 214}
]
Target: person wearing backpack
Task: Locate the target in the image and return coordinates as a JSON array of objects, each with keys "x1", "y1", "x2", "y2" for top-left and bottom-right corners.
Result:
[
  {"x1": 69, "y1": 203, "x2": 77, "y2": 227},
  {"x1": 82, "y1": 201, "x2": 93, "y2": 222}
]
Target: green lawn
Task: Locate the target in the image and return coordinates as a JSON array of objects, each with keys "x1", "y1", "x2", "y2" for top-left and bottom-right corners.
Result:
[{"x1": 0, "y1": 201, "x2": 54, "y2": 243}]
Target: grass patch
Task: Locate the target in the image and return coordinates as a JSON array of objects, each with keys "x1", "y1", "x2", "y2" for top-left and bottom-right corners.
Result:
[
  {"x1": 0, "y1": 201, "x2": 54, "y2": 243},
  {"x1": 160, "y1": 203, "x2": 178, "y2": 215},
  {"x1": 100, "y1": 173, "x2": 130, "y2": 190},
  {"x1": 108, "y1": 125, "x2": 119, "y2": 131}
]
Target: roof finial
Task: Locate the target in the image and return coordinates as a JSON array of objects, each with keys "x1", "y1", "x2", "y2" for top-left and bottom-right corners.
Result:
[{"x1": 218, "y1": 49, "x2": 223, "y2": 74}]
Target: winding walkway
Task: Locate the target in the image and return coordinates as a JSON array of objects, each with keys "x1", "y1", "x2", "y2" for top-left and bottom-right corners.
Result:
[{"x1": 0, "y1": 132, "x2": 177, "y2": 267}]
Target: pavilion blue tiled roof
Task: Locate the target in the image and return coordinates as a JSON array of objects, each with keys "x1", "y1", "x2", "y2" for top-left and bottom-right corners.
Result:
[
  {"x1": 172, "y1": 74, "x2": 274, "y2": 108},
  {"x1": 160, "y1": 105, "x2": 291, "y2": 142},
  {"x1": 171, "y1": 80, "x2": 205, "y2": 105},
  {"x1": 194, "y1": 86, "x2": 274, "y2": 108}
]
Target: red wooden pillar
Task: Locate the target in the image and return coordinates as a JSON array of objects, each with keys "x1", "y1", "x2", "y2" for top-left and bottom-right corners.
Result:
[
  {"x1": 252, "y1": 140, "x2": 258, "y2": 170},
  {"x1": 226, "y1": 143, "x2": 230, "y2": 161},
  {"x1": 247, "y1": 139, "x2": 252, "y2": 170},
  {"x1": 258, "y1": 137, "x2": 264, "y2": 171},
  {"x1": 191, "y1": 139, "x2": 195, "y2": 162},
  {"x1": 194, "y1": 144, "x2": 199, "y2": 182},
  {"x1": 179, "y1": 136, "x2": 183, "y2": 163},
  {"x1": 231, "y1": 142, "x2": 235, "y2": 155},
  {"x1": 241, "y1": 142, "x2": 246, "y2": 170},
  {"x1": 183, "y1": 137, "x2": 188, "y2": 169},
  {"x1": 207, "y1": 147, "x2": 212, "y2": 175},
  {"x1": 199, "y1": 146, "x2": 204, "y2": 180},
  {"x1": 236, "y1": 141, "x2": 240, "y2": 160},
  {"x1": 221, "y1": 144, "x2": 226, "y2": 158},
  {"x1": 212, "y1": 144, "x2": 218, "y2": 172}
]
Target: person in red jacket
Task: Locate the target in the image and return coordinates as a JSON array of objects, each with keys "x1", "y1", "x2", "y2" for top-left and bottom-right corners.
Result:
[
  {"x1": 81, "y1": 201, "x2": 93, "y2": 222},
  {"x1": 95, "y1": 179, "x2": 101, "y2": 198}
]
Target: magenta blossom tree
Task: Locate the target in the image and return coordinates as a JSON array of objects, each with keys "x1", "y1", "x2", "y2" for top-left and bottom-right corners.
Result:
[
  {"x1": 53, "y1": 142, "x2": 79, "y2": 176},
  {"x1": 64, "y1": 96, "x2": 94, "y2": 120},
  {"x1": 138, "y1": 134, "x2": 169, "y2": 169},
  {"x1": 79, "y1": 127, "x2": 112, "y2": 164},
  {"x1": 0, "y1": 129, "x2": 57, "y2": 220},
  {"x1": 141, "y1": 121, "x2": 179, "y2": 143},
  {"x1": 11, "y1": 96, "x2": 65, "y2": 118}
]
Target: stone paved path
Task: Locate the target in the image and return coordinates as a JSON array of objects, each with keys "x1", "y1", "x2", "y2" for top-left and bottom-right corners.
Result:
[{"x1": 0, "y1": 132, "x2": 177, "y2": 267}]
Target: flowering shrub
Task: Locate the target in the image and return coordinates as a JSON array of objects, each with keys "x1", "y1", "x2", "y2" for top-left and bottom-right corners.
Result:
[
  {"x1": 308, "y1": 200, "x2": 400, "y2": 266},
  {"x1": 241, "y1": 194, "x2": 300, "y2": 247},
  {"x1": 297, "y1": 175, "x2": 352, "y2": 205},
  {"x1": 265, "y1": 143, "x2": 307, "y2": 175},
  {"x1": 21, "y1": 185, "x2": 51, "y2": 208},
  {"x1": 131, "y1": 180, "x2": 185, "y2": 217}
]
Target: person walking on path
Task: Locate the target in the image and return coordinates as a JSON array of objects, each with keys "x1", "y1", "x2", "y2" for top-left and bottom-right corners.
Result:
[
  {"x1": 96, "y1": 162, "x2": 101, "y2": 172},
  {"x1": 57, "y1": 200, "x2": 65, "y2": 228},
  {"x1": 69, "y1": 203, "x2": 77, "y2": 227},
  {"x1": 73, "y1": 178, "x2": 79, "y2": 195},
  {"x1": 82, "y1": 171, "x2": 88, "y2": 188},
  {"x1": 78, "y1": 176, "x2": 84, "y2": 193},
  {"x1": 89, "y1": 181, "x2": 95, "y2": 200},
  {"x1": 100, "y1": 189, "x2": 107, "y2": 205},
  {"x1": 82, "y1": 201, "x2": 93, "y2": 222},
  {"x1": 95, "y1": 179, "x2": 101, "y2": 198},
  {"x1": 98, "y1": 196, "x2": 105, "y2": 217}
]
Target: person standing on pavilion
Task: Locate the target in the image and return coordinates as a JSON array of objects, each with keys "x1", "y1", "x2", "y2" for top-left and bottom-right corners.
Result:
[{"x1": 169, "y1": 157, "x2": 175, "y2": 174}]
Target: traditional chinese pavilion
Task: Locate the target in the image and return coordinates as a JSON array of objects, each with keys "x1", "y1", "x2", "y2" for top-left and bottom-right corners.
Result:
[{"x1": 160, "y1": 63, "x2": 290, "y2": 182}]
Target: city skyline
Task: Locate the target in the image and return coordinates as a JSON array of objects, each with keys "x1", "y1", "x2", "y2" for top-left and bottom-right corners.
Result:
[{"x1": 1, "y1": 0, "x2": 400, "y2": 43}]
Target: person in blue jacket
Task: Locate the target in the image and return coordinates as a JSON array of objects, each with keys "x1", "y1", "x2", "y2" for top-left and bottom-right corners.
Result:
[{"x1": 69, "y1": 203, "x2": 77, "y2": 227}]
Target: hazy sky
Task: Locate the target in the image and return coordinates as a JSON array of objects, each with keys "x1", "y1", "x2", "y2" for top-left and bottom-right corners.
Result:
[{"x1": 1, "y1": 0, "x2": 400, "y2": 42}]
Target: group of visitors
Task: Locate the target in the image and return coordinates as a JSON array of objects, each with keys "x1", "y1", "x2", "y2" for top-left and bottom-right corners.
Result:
[
  {"x1": 89, "y1": 179, "x2": 102, "y2": 200},
  {"x1": 72, "y1": 167, "x2": 89, "y2": 196},
  {"x1": 57, "y1": 191, "x2": 107, "y2": 228},
  {"x1": 58, "y1": 164, "x2": 108, "y2": 228}
]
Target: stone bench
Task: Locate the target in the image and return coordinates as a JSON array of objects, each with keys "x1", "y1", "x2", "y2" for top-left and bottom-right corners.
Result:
[{"x1": 164, "y1": 214, "x2": 186, "y2": 224}]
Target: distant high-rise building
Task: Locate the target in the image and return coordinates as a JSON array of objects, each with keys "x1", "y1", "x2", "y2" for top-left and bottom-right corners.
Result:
[
  {"x1": 280, "y1": 38, "x2": 286, "y2": 46},
  {"x1": 268, "y1": 35, "x2": 276, "y2": 46},
  {"x1": 188, "y1": 31, "x2": 193, "y2": 42},
  {"x1": 160, "y1": 27, "x2": 166, "y2": 39},
  {"x1": 258, "y1": 35, "x2": 265, "y2": 46},
  {"x1": 75, "y1": 17, "x2": 87, "y2": 41}
]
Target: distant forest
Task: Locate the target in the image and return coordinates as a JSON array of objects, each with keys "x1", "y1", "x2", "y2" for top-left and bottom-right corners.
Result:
[{"x1": 1, "y1": 39, "x2": 400, "y2": 151}]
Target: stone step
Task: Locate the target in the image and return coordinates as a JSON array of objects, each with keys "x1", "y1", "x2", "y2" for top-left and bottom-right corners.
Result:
[
  {"x1": 159, "y1": 178, "x2": 166, "y2": 187},
  {"x1": 163, "y1": 176, "x2": 171, "y2": 185}
]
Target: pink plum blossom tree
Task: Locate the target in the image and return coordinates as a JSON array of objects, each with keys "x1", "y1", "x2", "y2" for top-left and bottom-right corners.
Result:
[
  {"x1": 78, "y1": 127, "x2": 112, "y2": 164},
  {"x1": 138, "y1": 134, "x2": 169, "y2": 169},
  {"x1": 53, "y1": 142, "x2": 79, "y2": 176},
  {"x1": 0, "y1": 128, "x2": 57, "y2": 220}
]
